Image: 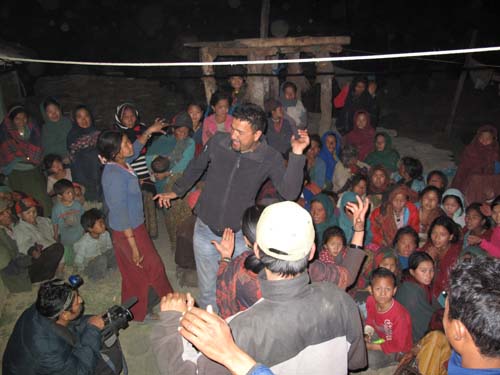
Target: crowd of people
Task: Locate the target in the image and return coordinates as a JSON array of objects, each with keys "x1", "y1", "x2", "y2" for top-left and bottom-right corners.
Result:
[{"x1": 1, "y1": 72, "x2": 500, "y2": 374}]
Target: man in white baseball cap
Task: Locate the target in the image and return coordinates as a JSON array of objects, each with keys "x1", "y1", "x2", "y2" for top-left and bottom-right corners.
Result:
[{"x1": 153, "y1": 197, "x2": 370, "y2": 375}]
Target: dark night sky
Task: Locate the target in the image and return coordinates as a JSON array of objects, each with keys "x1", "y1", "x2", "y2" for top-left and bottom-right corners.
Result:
[{"x1": 1, "y1": 0, "x2": 500, "y2": 82}]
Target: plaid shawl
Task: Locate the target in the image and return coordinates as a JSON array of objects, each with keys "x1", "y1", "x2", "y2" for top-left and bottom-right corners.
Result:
[{"x1": 0, "y1": 116, "x2": 43, "y2": 168}]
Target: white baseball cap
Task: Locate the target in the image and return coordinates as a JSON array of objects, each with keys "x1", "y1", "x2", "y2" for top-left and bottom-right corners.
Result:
[{"x1": 256, "y1": 201, "x2": 315, "y2": 261}]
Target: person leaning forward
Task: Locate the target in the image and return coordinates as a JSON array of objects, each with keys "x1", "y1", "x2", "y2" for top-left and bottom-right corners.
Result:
[{"x1": 155, "y1": 103, "x2": 309, "y2": 311}]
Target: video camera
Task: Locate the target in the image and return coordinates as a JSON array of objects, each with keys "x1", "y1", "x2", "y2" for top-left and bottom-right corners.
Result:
[{"x1": 67, "y1": 275, "x2": 138, "y2": 347}]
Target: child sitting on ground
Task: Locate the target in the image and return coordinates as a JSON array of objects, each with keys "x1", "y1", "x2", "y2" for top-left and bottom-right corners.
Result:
[
  {"x1": 44, "y1": 153, "x2": 85, "y2": 204},
  {"x1": 13, "y1": 196, "x2": 64, "y2": 280},
  {"x1": 150, "y1": 155, "x2": 171, "y2": 195},
  {"x1": 365, "y1": 267, "x2": 413, "y2": 370},
  {"x1": 51, "y1": 179, "x2": 84, "y2": 266},
  {"x1": 74, "y1": 209, "x2": 116, "y2": 280}
]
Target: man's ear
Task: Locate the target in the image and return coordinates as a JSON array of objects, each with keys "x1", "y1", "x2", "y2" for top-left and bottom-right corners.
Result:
[
  {"x1": 253, "y1": 130, "x2": 263, "y2": 142},
  {"x1": 308, "y1": 243, "x2": 316, "y2": 261}
]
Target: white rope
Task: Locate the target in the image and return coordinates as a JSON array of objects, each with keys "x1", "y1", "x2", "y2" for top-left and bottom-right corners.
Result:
[{"x1": 0, "y1": 46, "x2": 499, "y2": 67}]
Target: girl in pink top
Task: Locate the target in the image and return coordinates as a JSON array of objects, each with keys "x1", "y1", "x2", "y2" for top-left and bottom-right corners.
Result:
[
  {"x1": 468, "y1": 196, "x2": 500, "y2": 257},
  {"x1": 202, "y1": 91, "x2": 233, "y2": 145}
]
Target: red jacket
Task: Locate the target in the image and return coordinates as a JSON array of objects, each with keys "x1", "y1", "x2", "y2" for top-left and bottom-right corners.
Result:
[{"x1": 370, "y1": 202, "x2": 420, "y2": 246}]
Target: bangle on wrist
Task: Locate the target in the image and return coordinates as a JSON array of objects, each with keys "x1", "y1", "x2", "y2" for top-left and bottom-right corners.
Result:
[
  {"x1": 221, "y1": 257, "x2": 232, "y2": 263},
  {"x1": 352, "y1": 226, "x2": 365, "y2": 232},
  {"x1": 349, "y1": 244, "x2": 365, "y2": 250}
]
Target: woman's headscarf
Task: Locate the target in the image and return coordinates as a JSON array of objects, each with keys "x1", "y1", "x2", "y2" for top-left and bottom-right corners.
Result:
[
  {"x1": 66, "y1": 105, "x2": 99, "y2": 160},
  {"x1": 452, "y1": 124, "x2": 499, "y2": 191},
  {"x1": 114, "y1": 102, "x2": 147, "y2": 143},
  {"x1": 338, "y1": 191, "x2": 372, "y2": 244},
  {"x1": 319, "y1": 130, "x2": 342, "y2": 180},
  {"x1": 310, "y1": 193, "x2": 338, "y2": 247},
  {"x1": 364, "y1": 132, "x2": 400, "y2": 172},
  {"x1": 344, "y1": 110, "x2": 375, "y2": 161},
  {"x1": 40, "y1": 97, "x2": 72, "y2": 157},
  {"x1": 368, "y1": 165, "x2": 391, "y2": 195}
]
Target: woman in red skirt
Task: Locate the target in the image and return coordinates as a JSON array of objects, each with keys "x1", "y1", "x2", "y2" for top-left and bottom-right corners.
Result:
[{"x1": 97, "y1": 120, "x2": 173, "y2": 321}]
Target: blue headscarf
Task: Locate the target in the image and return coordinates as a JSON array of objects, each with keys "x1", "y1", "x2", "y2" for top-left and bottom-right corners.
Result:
[{"x1": 319, "y1": 130, "x2": 342, "y2": 181}]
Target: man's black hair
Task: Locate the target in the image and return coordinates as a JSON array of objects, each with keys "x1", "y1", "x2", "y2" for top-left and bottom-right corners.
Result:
[
  {"x1": 35, "y1": 279, "x2": 74, "y2": 318},
  {"x1": 257, "y1": 246, "x2": 309, "y2": 277},
  {"x1": 53, "y1": 179, "x2": 74, "y2": 196},
  {"x1": 232, "y1": 103, "x2": 267, "y2": 133},
  {"x1": 81, "y1": 208, "x2": 105, "y2": 232},
  {"x1": 282, "y1": 81, "x2": 297, "y2": 93},
  {"x1": 448, "y1": 257, "x2": 500, "y2": 358},
  {"x1": 369, "y1": 267, "x2": 397, "y2": 287},
  {"x1": 241, "y1": 206, "x2": 265, "y2": 274}
]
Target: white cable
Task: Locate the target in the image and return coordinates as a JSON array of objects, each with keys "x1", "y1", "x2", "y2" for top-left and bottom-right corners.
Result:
[{"x1": 0, "y1": 46, "x2": 499, "y2": 67}]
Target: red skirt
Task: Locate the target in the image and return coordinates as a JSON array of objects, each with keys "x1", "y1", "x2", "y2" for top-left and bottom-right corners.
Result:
[{"x1": 112, "y1": 224, "x2": 173, "y2": 321}]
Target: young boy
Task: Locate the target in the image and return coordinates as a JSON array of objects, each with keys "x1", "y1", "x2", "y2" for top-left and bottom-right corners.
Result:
[
  {"x1": 444, "y1": 257, "x2": 500, "y2": 374},
  {"x1": 150, "y1": 155, "x2": 171, "y2": 194},
  {"x1": 51, "y1": 179, "x2": 84, "y2": 266},
  {"x1": 74, "y1": 209, "x2": 116, "y2": 280},
  {"x1": 365, "y1": 267, "x2": 413, "y2": 369}
]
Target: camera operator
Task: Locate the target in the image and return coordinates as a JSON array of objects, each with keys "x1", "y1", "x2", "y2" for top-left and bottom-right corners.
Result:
[{"x1": 3, "y1": 278, "x2": 124, "y2": 375}]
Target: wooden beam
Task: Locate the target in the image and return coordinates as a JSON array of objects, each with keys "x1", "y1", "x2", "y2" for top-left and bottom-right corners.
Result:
[
  {"x1": 260, "y1": 0, "x2": 270, "y2": 38},
  {"x1": 185, "y1": 35, "x2": 351, "y2": 49}
]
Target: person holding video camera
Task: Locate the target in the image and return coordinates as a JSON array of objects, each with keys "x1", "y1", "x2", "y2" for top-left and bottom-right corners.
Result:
[{"x1": 2, "y1": 278, "x2": 125, "y2": 375}]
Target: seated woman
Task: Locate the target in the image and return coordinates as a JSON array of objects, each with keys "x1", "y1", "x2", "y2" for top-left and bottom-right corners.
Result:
[
  {"x1": 305, "y1": 134, "x2": 326, "y2": 189},
  {"x1": 40, "y1": 97, "x2": 72, "y2": 161},
  {"x1": 338, "y1": 191, "x2": 373, "y2": 245},
  {"x1": 319, "y1": 130, "x2": 342, "y2": 184},
  {"x1": 370, "y1": 185, "x2": 420, "y2": 247},
  {"x1": 280, "y1": 81, "x2": 307, "y2": 130},
  {"x1": 417, "y1": 186, "x2": 445, "y2": 245},
  {"x1": 344, "y1": 110, "x2": 375, "y2": 161},
  {"x1": 396, "y1": 252, "x2": 441, "y2": 343},
  {"x1": 187, "y1": 102, "x2": 205, "y2": 156},
  {"x1": 332, "y1": 144, "x2": 370, "y2": 193},
  {"x1": 421, "y1": 215, "x2": 462, "y2": 298},
  {"x1": 392, "y1": 226, "x2": 419, "y2": 270},
  {"x1": 310, "y1": 194, "x2": 338, "y2": 248},
  {"x1": 467, "y1": 195, "x2": 500, "y2": 258},
  {"x1": 12, "y1": 196, "x2": 64, "y2": 281},
  {"x1": 202, "y1": 91, "x2": 233, "y2": 145},
  {"x1": 462, "y1": 202, "x2": 492, "y2": 253},
  {"x1": 67, "y1": 105, "x2": 101, "y2": 204},
  {"x1": 214, "y1": 206, "x2": 264, "y2": 319},
  {"x1": 393, "y1": 156, "x2": 426, "y2": 193},
  {"x1": 441, "y1": 188, "x2": 466, "y2": 228},
  {"x1": 367, "y1": 165, "x2": 393, "y2": 209},
  {"x1": 0, "y1": 106, "x2": 52, "y2": 216},
  {"x1": 365, "y1": 132, "x2": 400, "y2": 172},
  {"x1": 452, "y1": 125, "x2": 499, "y2": 196},
  {"x1": 147, "y1": 112, "x2": 195, "y2": 178},
  {"x1": 337, "y1": 174, "x2": 368, "y2": 209}
]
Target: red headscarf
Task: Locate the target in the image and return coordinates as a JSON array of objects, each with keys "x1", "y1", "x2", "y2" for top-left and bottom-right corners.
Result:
[
  {"x1": 452, "y1": 124, "x2": 499, "y2": 191},
  {"x1": 344, "y1": 110, "x2": 375, "y2": 161},
  {"x1": 15, "y1": 196, "x2": 40, "y2": 215}
]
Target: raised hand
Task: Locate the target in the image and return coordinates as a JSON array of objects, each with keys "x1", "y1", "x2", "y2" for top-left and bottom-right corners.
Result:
[
  {"x1": 211, "y1": 228, "x2": 235, "y2": 259},
  {"x1": 345, "y1": 195, "x2": 370, "y2": 231},
  {"x1": 291, "y1": 129, "x2": 310, "y2": 155},
  {"x1": 153, "y1": 192, "x2": 178, "y2": 208},
  {"x1": 160, "y1": 292, "x2": 195, "y2": 313}
]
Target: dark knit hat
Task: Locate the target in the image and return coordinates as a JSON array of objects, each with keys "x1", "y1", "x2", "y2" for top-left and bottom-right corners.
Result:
[
  {"x1": 173, "y1": 112, "x2": 193, "y2": 130},
  {"x1": 264, "y1": 98, "x2": 283, "y2": 113}
]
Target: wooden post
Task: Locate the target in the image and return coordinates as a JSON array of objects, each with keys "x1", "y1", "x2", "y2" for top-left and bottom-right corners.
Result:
[
  {"x1": 199, "y1": 47, "x2": 217, "y2": 105},
  {"x1": 260, "y1": 0, "x2": 270, "y2": 38},
  {"x1": 445, "y1": 30, "x2": 478, "y2": 137},
  {"x1": 316, "y1": 52, "x2": 334, "y2": 136},
  {"x1": 247, "y1": 52, "x2": 265, "y2": 108}
]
